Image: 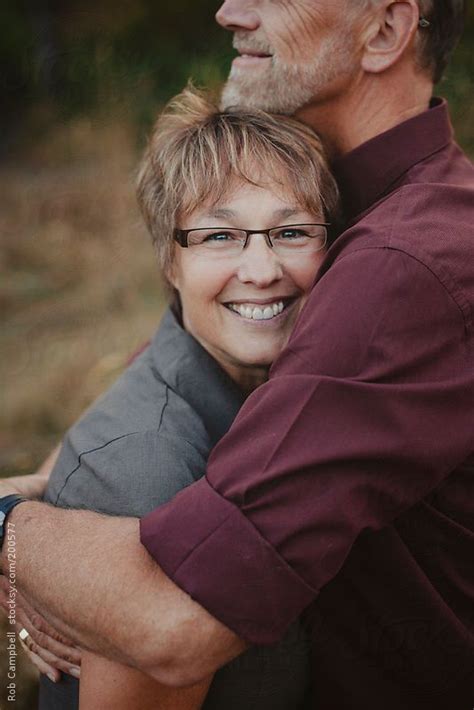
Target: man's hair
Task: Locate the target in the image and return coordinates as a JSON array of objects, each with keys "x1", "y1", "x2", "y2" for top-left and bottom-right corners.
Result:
[
  {"x1": 136, "y1": 86, "x2": 339, "y2": 278},
  {"x1": 417, "y1": 0, "x2": 466, "y2": 83}
]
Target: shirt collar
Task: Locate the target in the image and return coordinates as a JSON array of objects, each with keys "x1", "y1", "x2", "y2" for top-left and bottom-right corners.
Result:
[
  {"x1": 151, "y1": 307, "x2": 246, "y2": 446},
  {"x1": 332, "y1": 98, "x2": 453, "y2": 222}
]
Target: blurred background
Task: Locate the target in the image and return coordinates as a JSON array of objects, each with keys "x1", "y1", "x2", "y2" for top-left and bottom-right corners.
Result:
[{"x1": 0, "y1": 1, "x2": 472, "y2": 707}]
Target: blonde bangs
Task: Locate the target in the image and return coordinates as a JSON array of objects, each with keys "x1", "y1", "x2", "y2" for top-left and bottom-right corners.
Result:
[{"x1": 137, "y1": 85, "x2": 339, "y2": 278}]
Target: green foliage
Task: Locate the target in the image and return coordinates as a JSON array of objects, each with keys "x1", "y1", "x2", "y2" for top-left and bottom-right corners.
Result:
[
  {"x1": 1, "y1": 1, "x2": 232, "y2": 121},
  {"x1": 439, "y1": 12, "x2": 474, "y2": 154}
]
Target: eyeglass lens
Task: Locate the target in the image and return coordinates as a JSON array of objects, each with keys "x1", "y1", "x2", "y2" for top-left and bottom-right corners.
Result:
[{"x1": 185, "y1": 225, "x2": 327, "y2": 256}]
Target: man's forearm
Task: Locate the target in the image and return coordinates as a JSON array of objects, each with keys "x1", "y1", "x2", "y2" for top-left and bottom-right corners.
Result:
[{"x1": 2, "y1": 502, "x2": 245, "y2": 685}]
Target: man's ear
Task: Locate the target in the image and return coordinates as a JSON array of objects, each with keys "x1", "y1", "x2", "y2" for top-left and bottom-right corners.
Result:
[{"x1": 361, "y1": 0, "x2": 419, "y2": 74}]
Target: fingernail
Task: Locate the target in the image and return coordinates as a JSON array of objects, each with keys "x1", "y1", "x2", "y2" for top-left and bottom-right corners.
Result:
[
  {"x1": 47, "y1": 673, "x2": 57, "y2": 683},
  {"x1": 69, "y1": 667, "x2": 81, "y2": 679}
]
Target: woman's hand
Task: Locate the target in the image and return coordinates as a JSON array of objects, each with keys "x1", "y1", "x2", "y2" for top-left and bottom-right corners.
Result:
[
  {"x1": 0, "y1": 445, "x2": 60, "y2": 500},
  {"x1": 0, "y1": 474, "x2": 47, "y2": 499},
  {"x1": 0, "y1": 575, "x2": 81, "y2": 682}
]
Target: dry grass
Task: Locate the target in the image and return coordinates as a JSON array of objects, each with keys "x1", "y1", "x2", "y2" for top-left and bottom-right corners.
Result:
[
  {"x1": 0, "y1": 115, "x2": 167, "y2": 710},
  {"x1": 0, "y1": 115, "x2": 166, "y2": 477}
]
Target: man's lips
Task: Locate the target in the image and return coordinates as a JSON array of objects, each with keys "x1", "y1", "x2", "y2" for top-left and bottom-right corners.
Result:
[
  {"x1": 232, "y1": 51, "x2": 272, "y2": 68},
  {"x1": 238, "y1": 50, "x2": 272, "y2": 58}
]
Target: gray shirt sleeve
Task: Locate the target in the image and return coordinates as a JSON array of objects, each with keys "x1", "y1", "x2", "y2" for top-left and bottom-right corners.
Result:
[{"x1": 45, "y1": 429, "x2": 207, "y2": 517}]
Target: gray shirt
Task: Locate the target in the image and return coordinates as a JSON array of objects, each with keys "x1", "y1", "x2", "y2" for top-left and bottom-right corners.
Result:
[{"x1": 44, "y1": 307, "x2": 310, "y2": 709}]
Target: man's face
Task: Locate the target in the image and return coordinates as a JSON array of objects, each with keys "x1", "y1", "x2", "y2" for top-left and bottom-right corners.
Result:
[{"x1": 217, "y1": 0, "x2": 364, "y2": 114}]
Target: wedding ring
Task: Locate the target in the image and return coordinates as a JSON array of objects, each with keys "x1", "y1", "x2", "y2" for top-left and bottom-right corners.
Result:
[
  {"x1": 19, "y1": 628, "x2": 30, "y2": 642},
  {"x1": 19, "y1": 627, "x2": 34, "y2": 651}
]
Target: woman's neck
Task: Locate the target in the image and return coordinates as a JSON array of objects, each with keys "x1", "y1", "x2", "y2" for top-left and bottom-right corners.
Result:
[{"x1": 222, "y1": 361, "x2": 270, "y2": 396}]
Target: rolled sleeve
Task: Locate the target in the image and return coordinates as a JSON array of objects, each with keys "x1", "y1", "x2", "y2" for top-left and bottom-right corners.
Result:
[
  {"x1": 140, "y1": 247, "x2": 473, "y2": 643},
  {"x1": 140, "y1": 476, "x2": 316, "y2": 643}
]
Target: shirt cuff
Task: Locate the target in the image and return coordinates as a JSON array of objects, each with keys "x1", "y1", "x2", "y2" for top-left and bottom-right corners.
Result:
[{"x1": 140, "y1": 476, "x2": 316, "y2": 644}]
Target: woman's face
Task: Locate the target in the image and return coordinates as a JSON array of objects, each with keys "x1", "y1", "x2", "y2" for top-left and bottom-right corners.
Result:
[{"x1": 169, "y1": 178, "x2": 326, "y2": 386}]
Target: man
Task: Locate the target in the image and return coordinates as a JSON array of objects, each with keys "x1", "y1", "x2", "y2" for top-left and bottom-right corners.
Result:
[{"x1": 1, "y1": 1, "x2": 472, "y2": 708}]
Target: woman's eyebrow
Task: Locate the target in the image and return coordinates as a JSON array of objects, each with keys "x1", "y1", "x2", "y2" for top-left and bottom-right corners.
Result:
[
  {"x1": 206, "y1": 208, "x2": 236, "y2": 220},
  {"x1": 207, "y1": 207, "x2": 302, "y2": 221},
  {"x1": 274, "y1": 208, "x2": 301, "y2": 219}
]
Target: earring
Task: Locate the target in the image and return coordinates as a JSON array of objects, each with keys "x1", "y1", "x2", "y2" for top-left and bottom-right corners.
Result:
[{"x1": 418, "y1": 17, "x2": 431, "y2": 29}]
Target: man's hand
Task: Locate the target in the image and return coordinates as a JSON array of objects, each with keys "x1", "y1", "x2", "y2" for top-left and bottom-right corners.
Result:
[{"x1": 0, "y1": 575, "x2": 81, "y2": 682}]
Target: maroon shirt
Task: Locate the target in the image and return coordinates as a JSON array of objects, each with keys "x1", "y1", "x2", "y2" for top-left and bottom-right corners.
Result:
[{"x1": 141, "y1": 100, "x2": 474, "y2": 709}]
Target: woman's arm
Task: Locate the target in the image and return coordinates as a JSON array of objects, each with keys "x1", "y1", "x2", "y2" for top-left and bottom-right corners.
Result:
[
  {"x1": 0, "y1": 445, "x2": 60, "y2": 499},
  {"x1": 79, "y1": 652, "x2": 213, "y2": 710}
]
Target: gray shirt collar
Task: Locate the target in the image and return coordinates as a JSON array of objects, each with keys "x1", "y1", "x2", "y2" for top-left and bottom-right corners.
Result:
[{"x1": 150, "y1": 307, "x2": 246, "y2": 445}]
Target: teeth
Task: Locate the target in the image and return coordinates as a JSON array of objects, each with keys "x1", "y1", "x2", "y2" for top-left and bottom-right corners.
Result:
[{"x1": 228, "y1": 301, "x2": 286, "y2": 321}]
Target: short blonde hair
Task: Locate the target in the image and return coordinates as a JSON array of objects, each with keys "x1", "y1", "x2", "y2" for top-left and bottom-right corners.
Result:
[{"x1": 137, "y1": 85, "x2": 339, "y2": 277}]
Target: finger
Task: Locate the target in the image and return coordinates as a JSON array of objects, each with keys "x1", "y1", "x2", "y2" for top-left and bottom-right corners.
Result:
[
  {"x1": 0, "y1": 575, "x2": 11, "y2": 612},
  {"x1": 15, "y1": 609, "x2": 82, "y2": 666},
  {"x1": 20, "y1": 640, "x2": 61, "y2": 683},
  {"x1": 0, "y1": 580, "x2": 77, "y2": 654},
  {"x1": 16, "y1": 591, "x2": 79, "y2": 649},
  {"x1": 18, "y1": 627, "x2": 81, "y2": 677}
]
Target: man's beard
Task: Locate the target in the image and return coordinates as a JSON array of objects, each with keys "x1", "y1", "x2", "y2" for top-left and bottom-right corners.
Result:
[{"x1": 221, "y1": 33, "x2": 357, "y2": 115}]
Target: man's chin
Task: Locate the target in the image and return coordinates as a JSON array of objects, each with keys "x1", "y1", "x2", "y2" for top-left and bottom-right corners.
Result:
[
  {"x1": 220, "y1": 75, "x2": 309, "y2": 116},
  {"x1": 220, "y1": 79, "x2": 262, "y2": 111}
]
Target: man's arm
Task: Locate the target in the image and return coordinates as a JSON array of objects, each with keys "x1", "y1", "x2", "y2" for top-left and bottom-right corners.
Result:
[
  {"x1": 139, "y1": 247, "x2": 473, "y2": 646},
  {"x1": 79, "y1": 652, "x2": 212, "y2": 709},
  {"x1": 1, "y1": 501, "x2": 246, "y2": 686}
]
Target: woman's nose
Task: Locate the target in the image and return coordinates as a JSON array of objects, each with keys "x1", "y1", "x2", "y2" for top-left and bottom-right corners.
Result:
[
  {"x1": 236, "y1": 235, "x2": 284, "y2": 287},
  {"x1": 215, "y1": 0, "x2": 260, "y2": 31}
]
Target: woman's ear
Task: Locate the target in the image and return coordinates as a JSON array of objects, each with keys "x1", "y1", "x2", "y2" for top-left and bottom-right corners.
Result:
[
  {"x1": 164, "y1": 250, "x2": 180, "y2": 291},
  {"x1": 361, "y1": 0, "x2": 419, "y2": 74}
]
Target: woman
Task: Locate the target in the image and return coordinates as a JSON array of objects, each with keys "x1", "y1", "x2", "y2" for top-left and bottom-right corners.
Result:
[{"x1": 10, "y1": 86, "x2": 339, "y2": 709}]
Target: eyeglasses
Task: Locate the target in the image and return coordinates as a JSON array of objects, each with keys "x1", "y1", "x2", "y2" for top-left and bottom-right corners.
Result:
[{"x1": 173, "y1": 224, "x2": 329, "y2": 257}]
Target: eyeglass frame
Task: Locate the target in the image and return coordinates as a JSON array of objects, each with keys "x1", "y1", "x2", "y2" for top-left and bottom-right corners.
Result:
[{"x1": 173, "y1": 223, "x2": 331, "y2": 252}]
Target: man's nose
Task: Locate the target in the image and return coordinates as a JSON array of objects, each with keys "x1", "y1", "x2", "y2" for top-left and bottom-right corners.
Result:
[
  {"x1": 236, "y1": 235, "x2": 284, "y2": 287},
  {"x1": 216, "y1": 0, "x2": 260, "y2": 31}
]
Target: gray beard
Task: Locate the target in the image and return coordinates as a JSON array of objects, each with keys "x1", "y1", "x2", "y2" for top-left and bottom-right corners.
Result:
[{"x1": 221, "y1": 37, "x2": 356, "y2": 115}]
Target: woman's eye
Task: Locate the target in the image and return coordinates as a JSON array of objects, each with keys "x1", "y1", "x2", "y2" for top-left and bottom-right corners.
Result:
[
  {"x1": 204, "y1": 231, "x2": 233, "y2": 242},
  {"x1": 277, "y1": 229, "x2": 308, "y2": 240}
]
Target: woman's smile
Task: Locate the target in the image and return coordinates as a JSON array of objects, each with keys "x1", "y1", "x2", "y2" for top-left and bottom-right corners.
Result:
[{"x1": 224, "y1": 296, "x2": 297, "y2": 322}]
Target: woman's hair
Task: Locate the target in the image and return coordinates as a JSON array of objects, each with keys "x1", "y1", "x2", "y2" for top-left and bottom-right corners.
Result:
[{"x1": 137, "y1": 85, "x2": 339, "y2": 278}]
